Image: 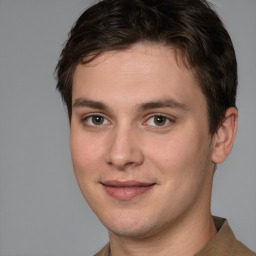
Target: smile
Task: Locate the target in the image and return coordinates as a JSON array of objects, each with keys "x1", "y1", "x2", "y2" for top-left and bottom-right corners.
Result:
[{"x1": 101, "y1": 180, "x2": 156, "y2": 200}]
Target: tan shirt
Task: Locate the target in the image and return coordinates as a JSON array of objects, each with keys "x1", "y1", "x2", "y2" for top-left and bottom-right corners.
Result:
[{"x1": 94, "y1": 217, "x2": 255, "y2": 256}]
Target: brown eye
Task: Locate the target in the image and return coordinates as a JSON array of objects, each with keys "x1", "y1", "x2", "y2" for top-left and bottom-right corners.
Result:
[
  {"x1": 154, "y1": 116, "x2": 167, "y2": 126},
  {"x1": 83, "y1": 115, "x2": 110, "y2": 127},
  {"x1": 92, "y1": 115, "x2": 104, "y2": 125},
  {"x1": 144, "y1": 114, "x2": 173, "y2": 128}
]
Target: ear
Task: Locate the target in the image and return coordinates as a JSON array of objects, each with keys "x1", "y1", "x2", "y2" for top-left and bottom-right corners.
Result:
[{"x1": 211, "y1": 107, "x2": 238, "y2": 164}]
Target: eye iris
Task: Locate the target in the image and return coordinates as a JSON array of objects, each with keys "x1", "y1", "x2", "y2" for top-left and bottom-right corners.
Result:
[
  {"x1": 92, "y1": 116, "x2": 104, "y2": 125},
  {"x1": 154, "y1": 116, "x2": 166, "y2": 126}
]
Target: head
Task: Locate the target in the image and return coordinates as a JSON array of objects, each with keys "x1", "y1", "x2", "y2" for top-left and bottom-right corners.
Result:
[
  {"x1": 56, "y1": 0, "x2": 237, "y2": 135},
  {"x1": 55, "y1": 0, "x2": 238, "y2": 241}
]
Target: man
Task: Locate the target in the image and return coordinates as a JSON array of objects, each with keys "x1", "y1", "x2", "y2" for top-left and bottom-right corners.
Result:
[{"x1": 55, "y1": 0, "x2": 255, "y2": 255}]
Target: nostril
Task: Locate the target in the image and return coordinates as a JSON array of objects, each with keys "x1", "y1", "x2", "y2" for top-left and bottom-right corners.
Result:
[{"x1": 105, "y1": 151, "x2": 144, "y2": 170}]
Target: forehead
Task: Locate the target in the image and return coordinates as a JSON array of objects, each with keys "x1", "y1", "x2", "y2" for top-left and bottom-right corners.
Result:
[
  {"x1": 72, "y1": 43, "x2": 205, "y2": 110},
  {"x1": 76, "y1": 43, "x2": 192, "y2": 81}
]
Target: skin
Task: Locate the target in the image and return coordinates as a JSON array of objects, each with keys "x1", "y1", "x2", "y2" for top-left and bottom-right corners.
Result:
[{"x1": 70, "y1": 43, "x2": 238, "y2": 256}]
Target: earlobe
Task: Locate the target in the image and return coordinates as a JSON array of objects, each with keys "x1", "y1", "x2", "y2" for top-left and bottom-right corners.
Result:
[{"x1": 211, "y1": 107, "x2": 238, "y2": 164}]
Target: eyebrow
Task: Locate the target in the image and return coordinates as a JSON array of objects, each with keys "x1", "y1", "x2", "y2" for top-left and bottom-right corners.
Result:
[
  {"x1": 73, "y1": 98, "x2": 109, "y2": 111},
  {"x1": 72, "y1": 98, "x2": 189, "y2": 112},
  {"x1": 138, "y1": 99, "x2": 189, "y2": 112}
]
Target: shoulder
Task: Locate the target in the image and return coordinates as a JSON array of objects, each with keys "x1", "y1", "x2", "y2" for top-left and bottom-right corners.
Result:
[
  {"x1": 196, "y1": 216, "x2": 255, "y2": 256},
  {"x1": 231, "y1": 240, "x2": 256, "y2": 256},
  {"x1": 214, "y1": 216, "x2": 255, "y2": 255}
]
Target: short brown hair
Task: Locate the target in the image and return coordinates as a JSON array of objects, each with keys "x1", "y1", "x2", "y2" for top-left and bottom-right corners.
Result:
[{"x1": 55, "y1": 0, "x2": 237, "y2": 134}]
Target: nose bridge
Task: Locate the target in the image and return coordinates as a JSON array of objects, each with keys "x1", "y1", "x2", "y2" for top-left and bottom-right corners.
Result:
[{"x1": 105, "y1": 123, "x2": 143, "y2": 169}]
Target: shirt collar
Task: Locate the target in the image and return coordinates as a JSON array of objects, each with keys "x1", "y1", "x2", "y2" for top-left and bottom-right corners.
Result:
[{"x1": 195, "y1": 216, "x2": 236, "y2": 256}]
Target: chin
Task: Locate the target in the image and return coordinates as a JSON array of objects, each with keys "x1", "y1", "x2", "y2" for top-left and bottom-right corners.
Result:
[
  {"x1": 101, "y1": 210, "x2": 162, "y2": 239},
  {"x1": 108, "y1": 223, "x2": 153, "y2": 238}
]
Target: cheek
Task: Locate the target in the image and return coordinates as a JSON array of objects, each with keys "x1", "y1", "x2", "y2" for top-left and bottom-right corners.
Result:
[
  {"x1": 70, "y1": 129, "x2": 103, "y2": 183},
  {"x1": 145, "y1": 127, "x2": 211, "y2": 179},
  {"x1": 70, "y1": 131, "x2": 107, "y2": 209},
  {"x1": 146, "y1": 135, "x2": 194, "y2": 166}
]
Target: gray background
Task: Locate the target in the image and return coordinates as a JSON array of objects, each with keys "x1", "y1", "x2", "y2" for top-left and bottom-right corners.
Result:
[{"x1": 0, "y1": 0, "x2": 255, "y2": 255}]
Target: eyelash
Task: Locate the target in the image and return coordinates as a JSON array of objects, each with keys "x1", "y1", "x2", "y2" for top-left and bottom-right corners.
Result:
[
  {"x1": 81, "y1": 113, "x2": 175, "y2": 128},
  {"x1": 81, "y1": 113, "x2": 111, "y2": 127},
  {"x1": 143, "y1": 114, "x2": 175, "y2": 128}
]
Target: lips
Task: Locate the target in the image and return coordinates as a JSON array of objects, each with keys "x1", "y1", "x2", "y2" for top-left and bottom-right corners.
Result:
[{"x1": 101, "y1": 180, "x2": 155, "y2": 200}]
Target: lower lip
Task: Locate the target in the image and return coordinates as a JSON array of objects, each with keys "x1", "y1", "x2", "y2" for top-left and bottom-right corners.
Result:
[{"x1": 103, "y1": 185, "x2": 154, "y2": 200}]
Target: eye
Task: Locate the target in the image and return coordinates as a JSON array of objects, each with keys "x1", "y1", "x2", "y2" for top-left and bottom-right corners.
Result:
[
  {"x1": 83, "y1": 114, "x2": 110, "y2": 127},
  {"x1": 145, "y1": 115, "x2": 173, "y2": 127}
]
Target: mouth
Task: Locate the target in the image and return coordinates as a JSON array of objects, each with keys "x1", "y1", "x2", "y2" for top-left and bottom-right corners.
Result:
[{"x1": 101, "y1": 180, "x2": 156, "y2": 200}]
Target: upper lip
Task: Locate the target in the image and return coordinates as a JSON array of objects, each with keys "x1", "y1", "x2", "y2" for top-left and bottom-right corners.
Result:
[{"x1": 101, "y1": 180, "x2": 155, "y2": 187}]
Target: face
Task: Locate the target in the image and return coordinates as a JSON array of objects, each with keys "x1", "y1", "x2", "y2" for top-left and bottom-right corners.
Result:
[{"x1": 70, "y1": 44, "x2": 216, "y2": 239}]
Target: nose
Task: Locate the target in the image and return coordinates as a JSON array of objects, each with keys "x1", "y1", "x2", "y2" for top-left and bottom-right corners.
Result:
[{"x1": 105, "y1": 126, "x2": 144, "y2": 170}]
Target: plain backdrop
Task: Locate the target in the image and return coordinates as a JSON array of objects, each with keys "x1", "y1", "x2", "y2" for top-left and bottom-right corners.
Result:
[{"x1": 0, "y1": 0, "x2": 255, "y2": 255}]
